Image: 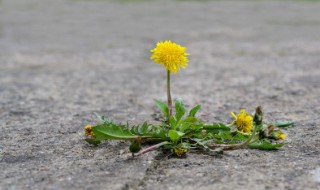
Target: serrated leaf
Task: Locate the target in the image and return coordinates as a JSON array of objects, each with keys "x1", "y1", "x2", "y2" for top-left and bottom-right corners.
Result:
[
  {"x1": 213, "y1": 131, "x2": 250, "y2": 144},
  {"x1": 248, "y1": 140, "x2": 284, "y2": 150},
  {"x1": 94, "y1": 112, "x2": 114, "y2": 124},
  {"x1": 93, "y1": 123, "x2": 151, "y2": 140},
  {"x1": 139, "y1": 122, "x2": 149, "y2": 134},
  {"x1": 155, "y1": 99, "x2": 169, "y2": 118},
  {"x1": 188, "y1": 105, "x2": 201, "y2": 117},
  {"x1": 85, "y1": 139, "x2": 101, "y2": 146},
  {"x1": 274, "y1": 120, "x2": 294, "y2": 128},
  {"x1": 168, "y1": 130, "x2": 185, "y2": 142},
  {"x1": 150, "y1": 126, "x2": 167, "y2": 139},
  {"x1": 130, "y1": 123, "x2": 167, "y2": 140},
  {"x1": 204, "y1": 123, "x2": 231, "y2": 133},
  {"x1": 232, "y1": 131, "x2": 249, "y2": 141},
  {"x1": 215, "y1": 132, "x2": 233, "y2": 141},
  {"x1": 175, "y1": 98, "x2": 186, "y2": 121},
  {"x1": 131, "y1": 125, "x2": 139, "y2": 135}
]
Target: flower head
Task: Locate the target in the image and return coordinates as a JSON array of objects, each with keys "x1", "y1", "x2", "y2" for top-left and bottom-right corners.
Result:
[
  {"x1": 231, "y1": 109, "x2": 253, "y2": 133},
  {"x1": 84, "y1": 125, "x2": 95, "y2": 138},
  {"x1": 150, "y1": 40, "x2": 189, "y2": 73}
]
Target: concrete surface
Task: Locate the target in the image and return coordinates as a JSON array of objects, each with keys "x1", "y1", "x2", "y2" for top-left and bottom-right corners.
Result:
[{"x1": 0, "y1": 0, "x2": 320, "y2": 189}]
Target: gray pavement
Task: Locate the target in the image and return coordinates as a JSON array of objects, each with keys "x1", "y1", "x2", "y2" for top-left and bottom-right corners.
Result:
[{"x1": 1, "y1": 0, "x2": 320, "y2": 189}]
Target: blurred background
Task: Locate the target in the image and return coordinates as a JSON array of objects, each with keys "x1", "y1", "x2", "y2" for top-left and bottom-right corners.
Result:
[
  {"x1": 1, "y1": 0, "x2": 320, "y2": 117},
  {"x1": 1, "y1": 0, "x2": 320, "y2": 61},
  {"x1": 1, "y1": 0, "x2": 320, "y2": 189}
]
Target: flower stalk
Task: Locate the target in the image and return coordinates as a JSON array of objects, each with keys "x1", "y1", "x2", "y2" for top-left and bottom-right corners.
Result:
[{"x1": 167, "y1": 70, "x2": 172, "y2": 116}]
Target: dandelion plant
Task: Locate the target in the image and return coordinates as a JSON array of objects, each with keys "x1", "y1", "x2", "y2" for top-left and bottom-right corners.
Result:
[{"x1": 84, "y1": 41, "x2": 292, "y2": 158}]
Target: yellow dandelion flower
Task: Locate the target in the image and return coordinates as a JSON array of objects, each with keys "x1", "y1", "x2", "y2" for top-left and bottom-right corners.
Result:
[
  {"x1": 279, "y1": 133, "x2": 285, "y2": 140},
  {"x1": 84, "y1": 125, "x2": 94, "y2": 138},
  {"x1": 231, "y1": 109, "x2": 253, "y2": 133},
  {"x1": 174, "y1": 147, "x2": 188, "y2": 157},
  {"x1": 150, "y1": 40, "x2": 189, "y2": 74}
]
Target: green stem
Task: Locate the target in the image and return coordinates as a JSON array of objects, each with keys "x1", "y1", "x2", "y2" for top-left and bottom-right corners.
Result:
[{"x1": 167, "y1": 70, "x2": 172, "y2": 117}]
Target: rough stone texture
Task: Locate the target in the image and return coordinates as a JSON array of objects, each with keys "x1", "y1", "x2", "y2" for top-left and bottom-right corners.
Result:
[{"x1": 1, "y1": 0, "x2": 320, "y2": 189}]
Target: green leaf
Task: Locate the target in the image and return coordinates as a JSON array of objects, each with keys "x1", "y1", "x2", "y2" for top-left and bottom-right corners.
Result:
[
  {"x1": 274, "y1": 120, "x2": 294, "y2": 128},
  {"x1": 168, "y1": 130, "x2": 185, "y2": 142},
  {"x1": 214, "y1": 132, "x2": 233, "y2": 141},
  {"x1": 94, "y1": 112, "x2": 114, "y2": 124},
  {"x1": 93, "y1": 123, "x2": 151, "y2": 140},
  {"x1": 131, "y1": 123, "x2": 167, "y2": 139},
  {"x1": 204, "y1": 123, "x2": 231, "y2": 133},
  {"x1": 169, "y1": 115, "x2": 177, "y2": 130},
  {"x1": 149, "y1": 125, "x2": 168, "y2": 139},
  {"x1": 139, "y1": 122, "x2": 149, "y2": 134},
  {"x1": 178, "y1": 117, "x2": 198, "y2": 126},
  {"x1": 188, "y1": 105, "x2": 201, "y2": 117},
  {"x1": 175, "y1": 98, "x2": 186, "y2": 121},
  {"x1": 155, "y1": 99, "x2": 169, "y2": 118},
  {"x1": 85, "y1": 139, "x2": 101, "y2": 146},
  {"x1": 232, "y1": 131, "x2": 249, "y2": 141},
  {"x1": 179, "y1": 123, "x2": 191, "y2": 133},
  {"x1": 248, "y1": 140, "x2": 284, "y2": 150},
  {"x1": 212, "y1": 131, "x2": 250, "y2": 144},
  {"x1": 177, "y1": 117, "x2": 199, "y2": 132}
]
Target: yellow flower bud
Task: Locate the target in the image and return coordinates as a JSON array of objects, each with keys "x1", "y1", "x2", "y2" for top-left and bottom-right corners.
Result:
[
  {"x1": 84, "y1": 125, "x2": 94, "y2": 138},
  {"x1": 174, "y1": 147, "x2": 188, "y2": 157}
]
